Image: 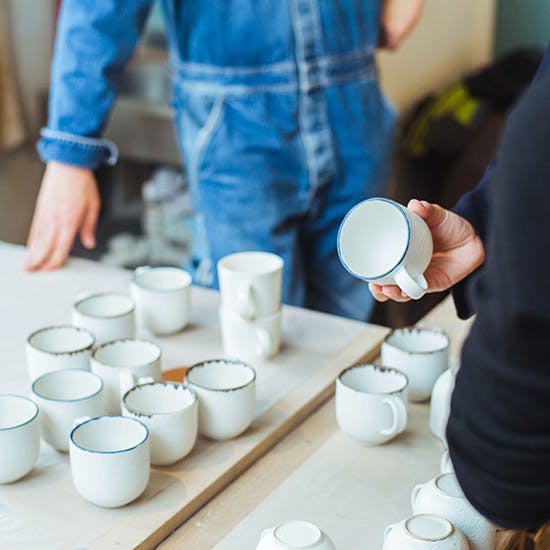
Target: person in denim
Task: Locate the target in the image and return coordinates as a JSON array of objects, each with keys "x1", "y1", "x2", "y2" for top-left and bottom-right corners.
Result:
[{"x1": 26, "y1": 0, "x2": 423, "y2": 320}]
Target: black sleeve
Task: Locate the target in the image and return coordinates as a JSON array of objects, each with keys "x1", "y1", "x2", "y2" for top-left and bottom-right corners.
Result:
[{"x1": 446, "y1": 70, "x2": 550, "y2": 530}]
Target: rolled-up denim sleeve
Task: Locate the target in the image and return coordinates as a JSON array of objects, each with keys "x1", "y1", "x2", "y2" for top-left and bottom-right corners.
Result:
[{"x1": 37, "y1": 0, "x2": 154, "y2": 169}]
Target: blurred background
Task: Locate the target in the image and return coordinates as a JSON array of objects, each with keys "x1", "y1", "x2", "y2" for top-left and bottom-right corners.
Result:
[{"x1": 0, "y1": 0, "x2": 548, "y2": 326}]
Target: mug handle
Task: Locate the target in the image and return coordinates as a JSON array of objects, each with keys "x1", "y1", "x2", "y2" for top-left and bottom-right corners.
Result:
[
  {"x1": 380, "y1": 396, "x2": 407, "y2": 437},
  {"x1": 255, "y1": 328, "x2": 273, "y2": 359},
  {"x1": 411, "y1": 484, "x2": 423, "y2": 510},
  {"x1": 72, "y1": 415, "x2": 92, "y2": 429},
  {"x1": 383, "y1": 523, "x2": 396, "y2": 542},
  {"x1": 237, "y1": 281, "x2": 256, "y2": 321},
  {"x1": 394, "y1": 266, "x2": 427, "y2": 300}
]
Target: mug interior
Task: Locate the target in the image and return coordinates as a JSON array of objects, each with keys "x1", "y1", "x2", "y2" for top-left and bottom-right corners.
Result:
[
  {"x1": 219, "y1": 251, "x2": 283, "y2": 276},
  {"x1": 94, "y1": 339, "x2": 160, "y2": 367},
  {"x1": 75, "y1": 293, "x2": 134, "y2": 318},
  {"x1": 71, "y1": 416, "x2": 147, "y2": 453},
  {"x1": 338, "y1": 199, "x2": 409, "y2": 279},
  {"x1": 187, "y1": 360, "x2": 255, "y2": 391},
  {"x1": 386, "y1": 328, "x2": 449, "y2": 354},
  {"x1": 28, "y1": 325, "x2": 94, "y2": 354},
  {"x1": 405, "y1": 514, "x2": 453, "y2": 541},
  {"x1": 33, "y1": 370, "x2": 102, "y2": 401},
  {"x1": 436, "y1": 473, "x2": 464, "y2": 498},
  {"x1": 0, "y1": 395, "x2": 38, "y2": 430},
  {"x1": 273, "y1": 521, "x2": 322, "y2": 547},
  {"x1": 339, "y1": 364, "x2": 407, "y2": 395},
  {"x1": 134, "y1": 267, "x2": 191, "y2": 291},
  {"x1": 124, "y1": 383, "x2": 195, "y2": 415}
]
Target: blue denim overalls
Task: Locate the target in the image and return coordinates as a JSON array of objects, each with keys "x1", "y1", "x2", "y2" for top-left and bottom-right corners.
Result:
[{"x1": 38, "y1": 0, "x2": 395, "y2": 320}]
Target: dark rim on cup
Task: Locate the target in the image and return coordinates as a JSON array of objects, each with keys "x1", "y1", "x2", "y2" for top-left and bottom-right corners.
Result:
[
  {"x1": 0, "y1": 394, "x2": 39, "y2": 431},
  {"x1": 92, "y1": 338, "x2": 162, "y2": 368},
  {"x1": 384, "y1": 327, "x2": 450, "y2": 355},
  {"x1": 122, "y1": 381, "x2": 197, "y2": 417},
  {"x1": 27, "y1": 325, "x2": 95, "y2": 355},
  {"x1": 73, "y1": 292, "x2": 135, "y2": 319},
  {"x1": 186, "y1": 359, "x2": 256, "y2": 392},
  {"x1": 132, "y1": 266, "x2": 192, "y2": 292},
  {"x1": 337, "y1": 363, "x2": 409, "y2": 395},
  {"x1": 31, "y1": 370, "x2": 104, "y2": 403}
]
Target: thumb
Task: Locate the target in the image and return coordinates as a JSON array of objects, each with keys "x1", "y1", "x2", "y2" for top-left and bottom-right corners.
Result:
[
  {"x1": 408, "y1": 199, "x2": 447, "y2": 230},
  {"x1": 80, "y1": 204, "x2": 98, "y2": 249}
]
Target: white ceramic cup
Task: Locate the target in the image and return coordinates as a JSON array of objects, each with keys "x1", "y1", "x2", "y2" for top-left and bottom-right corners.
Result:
[
  {"x1": 381, "y1": 328, "x2": 450, "y2": 402},
  {"x1": 257, "y1": 521, "x2": 336, "y2": 550},
  {"x1": 69, "y1": 415, "x2": 150, "y2": 508},
  {"x1": 31, "y1": 370, "x2": 105, "y2": 452},
  {"x1": 26, "y1": 325, "x2": 95, "y2": 382},
  {"x1": 411, "y1": 473, "x2": 496, "y2": 550},
  {"x1": 0, "y1": 394, "x2": 40, "y2": 484},
  {"x1": 430, "y1": 367, "x2": 458, "y2": 443},
  {"x1": 338, "y1": 198, "x2": 433, "y2": 300},
  {"x1": 218, "y1": 251, "x2": 283, "y2": 321},
  {"x1": 122, "y1": 380, "x2": 198, "y2": 466},
  {"x1": 440, "y1": 450, "x2": 454, "y2": 474},
  {"x1": 335, "y1": 364, "x2": 408, "y2": 445},
  {"x1": 186, "y1": 359, "x2": 256, "y2": 440},
  {"x1": 131, "y1": 266, "x2": 192, "y2": 335},
  {"x1": 219, "y1": 306, "x2": 281, "y2": 361},
  {"x1": 91, "y1": 339, "x2": 162, "y2": 414},
  {"x1": 383, "y1": 514, "x2": 469, "y2": 550},
  {"x1": 72, "y1": 292, "x2": 135, "y2": 345}
]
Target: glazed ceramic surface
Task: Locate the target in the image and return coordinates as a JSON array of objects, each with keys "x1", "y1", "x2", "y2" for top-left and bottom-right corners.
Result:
[
  {"x1": 131, "y1": 266, "x2": 192, "y2": 335},
  {"x1": 26, "y1": 325, "x2": 94, "y2": 382},
  {"x1": 257, "y1": 520, "x2": 336, "y2": 550},
  {"x1": 69, "y1": 415, "x2": 150, "y2": 508},
  {"x1": 335, "y1": 364, "x2": 408, "y2": 445},
  {"x1": 0, "y1": 394, "x2": 40, "y2": 483},
  {"x1": 186, "y1": 360, "x2": 256, "y2": 440},
  {"x1": 381, "y1": 328, "x2": 449, "y2": 402},
  {"x1": 440, "y1": 450, "x2": 454, "y2": 474},
  {"x1": 71, "y1": 292, "x2": 135, "y2": 345},
  {"x1": 430, "y1": 367, "x2": 458, "y2": 443},
  {"x1": 338, "y1": 198, "x2": 433, "y2": 299}
]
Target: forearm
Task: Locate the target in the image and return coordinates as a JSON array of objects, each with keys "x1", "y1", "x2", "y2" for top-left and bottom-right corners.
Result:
[{"x1": 379, "y1": 0, "x2": 424, "y2": 49}]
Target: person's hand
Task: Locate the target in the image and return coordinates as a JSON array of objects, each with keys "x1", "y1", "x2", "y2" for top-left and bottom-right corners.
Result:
[
  {"x1": 25, "y1": 162, "x2": 100, "y2": 271},
  {"x1": 379, "y1": 0, "x2": 424, "y2": 50},
  {"x1": 369, "y1": 199, "x2": 485, "y2": 303}
]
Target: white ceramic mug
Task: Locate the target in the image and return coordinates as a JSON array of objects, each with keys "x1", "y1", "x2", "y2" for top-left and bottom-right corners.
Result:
[
  {"x1": 335, "y1": 364, "x2": 408, "y2": 445},
  {"x1": 72, "y1": 292, "x2": 135, "y2": 345},
  {"x1": 91, "y1": 339, "x2": 162, "y2": 414},
  {"x1": 381, "y1": 328, "x2": 450, "y2": 402},
  {"x1": 69, "y1": 415, "x2": 150, "y2": 508},
  {"x1": 257, "y1": 521, "x2": 336, "y2": 550},
  {"x1": 383, "y1": 514, "x2": 469, "y2": 550},
  {"x1": 411, "y1": 473, "x2": 496, "y2": 550},
  {"x1": 0, "y1": 394, "x2": 40, "y2": 484},
  {"x1": 31, "y1": 370, "x2": 105, "y2": 452},
  {"x1": 218, "y1": 251, "x2": 283, "y2": 321},
  {"x1": 430, "y1": 367, "x2": 458, "y2": 443},
  {"x1": 131, "y1": 266, "x2": 192, "y2": 335},
  {"x1": 338, "y1": 198, "x2": 433, "y2": 300},
  {"x1": 440, "y1": 450, "x2": 454, "y2": 474},
  {"x1": 219, "y1": 307, "x2": 281, "y2": 361},
  {"x1": 26, "y1": 325, "x2": 95, "y2": 382},
  {"x1": 122, "y1": 379, "x2": 198, "y2": 466},
  {"x1": 186, "y1": 359, "x2": 256, "y2": 440}
]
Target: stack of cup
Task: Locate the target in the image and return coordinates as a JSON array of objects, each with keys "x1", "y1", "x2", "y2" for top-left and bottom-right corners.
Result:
[{"x1": 217, "y1": 251, "x2": 283, "y2": 361}]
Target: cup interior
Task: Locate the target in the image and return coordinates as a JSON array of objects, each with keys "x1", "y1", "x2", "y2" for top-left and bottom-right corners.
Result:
[
  {"x1": 339, "y1": 364, "x2": 407, "y2": 395},
  {"x1": 187, "y1": 360, "x2": 255, "y2": 391},
  {"x1": 273, "y1": 521, "x2": 322, "y2": 547},
  {"x1": 134, "y1": 267, "x2": 191, "y2": 291},
  {"x1": 338, "y1": 199, "x2": 409, "y2": 279},
  {"x1": 33, "y1": 370, "x2": 102, "y2": 401},
  {"x1": 386, "y1": 328, "x2": 449, "y2": 354},
  {"x1": 124, "y1": 383, "x2": 195, "y2": 415},
  {"x1": 71, "y1": 416, "x2": 148, "y2": 453},
  {"x1": 28, "y1": 325, "x2": 94, "y2": 354},
  {"x1": 219, "y1": 251, "x2": 283, "y2": 276},
  {"x1": 405, "y1": 514, "x2": 453, "y2": 541},
  {"x1": 0, "y1": 395, "x2": 38, "y2": 430},
  {"x1": 436, "y1": 473, "x2": 464, "y2": 498},
  {"x1": 93, "y1": 339, "x2": 160, "y2": 367},
  {"x1": 75, "y1": 293, "x2": 134, "y2": 318}
]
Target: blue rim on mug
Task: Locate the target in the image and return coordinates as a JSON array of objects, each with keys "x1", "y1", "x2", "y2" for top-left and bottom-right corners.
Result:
[
  {"x1": 337, "y1": 197, "x2": 411, "y2": 282},
  {"x1": 32, "y1": 370, "x2": 104, "y2": 403},
  {"x1": 0, "y1": 394, "x2": 39, "y2": 431}
]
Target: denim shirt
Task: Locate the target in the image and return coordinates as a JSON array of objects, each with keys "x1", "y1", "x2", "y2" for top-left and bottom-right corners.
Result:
[{"x1": 38, "y1": 0, "x2": 383, "y2": 168}]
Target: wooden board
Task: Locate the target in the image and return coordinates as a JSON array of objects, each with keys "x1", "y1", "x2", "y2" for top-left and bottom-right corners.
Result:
[{"x1": 0, "y1": 242, "x2": 388, "y2": 549}]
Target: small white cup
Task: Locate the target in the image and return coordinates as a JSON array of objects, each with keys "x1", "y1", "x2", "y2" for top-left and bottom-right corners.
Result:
[
  {"x1": 383, "y1": 514, "x2": 469, "y2": 549},
  {"x1": 91, "y1": 339, "x2": 162, "y2": 414},
  {"x1": 411, "y1": 473, "x2": 496, "y2": 550},
  {"x1": 131, "y1": 266, "x2": 192, "y2": 335},
  {"x1": 338, "y1": 198, "x2": 433, "y2": 300},
  {"x1": 69, "y1": 415, "x2": 150, "y2": 508},
  {"x1": 0, "y1": 395, "x2": 40, "y2": 484},
  {"x1": 336, "y1": 364, "x2": 408, "y2": 445},
  {"x1": 122, "y1": 380, "x2": 198, "y2": 466},
  {"x1": 257, "y1": 520, "x2": 336, "y2": 550},
  {"x1": 381, "y1": 328, "x2": 450, "y2": 402},
  {"x1": 440, "y1": 450, "x2": 454, "y2": 474},
  {"x1": 186, "y1": 360, "x2": 256, "y2": 441},
  {"x1": 26, "y1": 325, "x2": 95, "y2": 382},
  {"x1": 430, "y1": 367, "x2": 458, "y2": 443},
  {"x1": 72, "y1": 292, "x2": 135, "y2": 345},
  {"x1": 219, "y1": 307, "x2": 281, "y2": 361},
  {"x1": 31, "y1": 370, "x2": 105, "y2": 452},
  {"x1": 218, "y1": 251, "x2": 283, "y2": 321}
]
